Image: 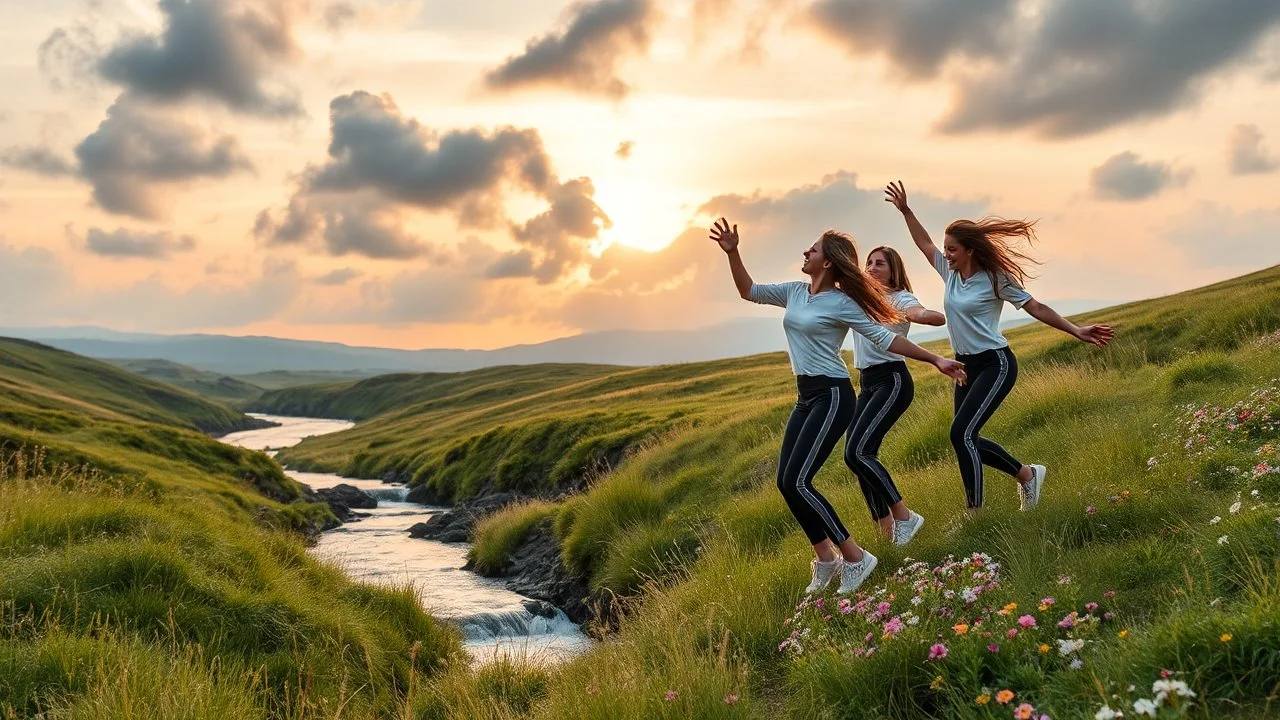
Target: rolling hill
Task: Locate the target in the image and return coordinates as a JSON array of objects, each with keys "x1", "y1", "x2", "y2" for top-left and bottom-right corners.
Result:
[{"x1": 105, "y1": 357, "x2": 265, "y2": 405}]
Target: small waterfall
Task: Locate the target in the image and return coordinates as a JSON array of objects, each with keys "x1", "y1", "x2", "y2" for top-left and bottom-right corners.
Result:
[
  {"x1": 367, "y1": 486, "x2": 410, "y2": 502},
  {"x1": 455, "y1": 607, "x2": 582, "y2": 641}
]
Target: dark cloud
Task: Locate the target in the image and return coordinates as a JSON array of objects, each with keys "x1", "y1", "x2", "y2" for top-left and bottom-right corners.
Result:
[
  {"x1": 1227, "y1": 124, "x2": 1278, "y2": 175},
  {"x1": 615, "y1": 140, "x2": 634, "y2": 159},
  {"x1": 809, "y1": 0, "x2": 1015, "y2": 79},
  {"x1": 73, "y1": 99, "x2": 254, "y2": 219},
  {"x1": 1089, "y1": 151, "x2": 1190, "y2": 201},
  {"x1": 0, "y1": 146, "x2": 77, "y2": 177},
  {"x1": 940, "y1": 0, "x2": 1280, "y2": 137},
  {"x1": 259, "y1": 91, "x2": 608, "y2": 275},
  {"x1": 95, "y1": 0, "x2": 303, "y2": 117},
  {"x1": 82, "y1": 227, "x2": 198, "y2": 258},
  {"x1": 484, "y1": 0, "x2": 658, "y2": 99},
  {"x1": 314, "y1": 267, "x2": 362, "y2": 285}
]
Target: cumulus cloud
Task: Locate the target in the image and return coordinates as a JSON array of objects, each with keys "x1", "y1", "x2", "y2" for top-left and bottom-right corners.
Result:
[
  {"x1": 809, "y1": 0, "x2": 1015, "y2": 79},
  {"x1": 94, "y1": 0, "x2": 304, "y2": 116},
  {"x1": 81, "y1": 227, "x2": 198, "y2": 258},
  {"x1": 1089, "y1": 151, "x2": 1190, "y2": 201},
  {"x1": 939, "y1": 0, "x2": 1280, "y2": 137},
  {"x1": 258, "y1": 91, "x2": 608, "y2": 275},
  {"x1": 314, "y1": 267, "x2": 362, "y2": 285},
  {"x1": 484, "y1": 0, "x2": 658, "y2": 99},
  {"x1": 1227, "y1": 124, "x2": 1278, "y2": 175},
  {"x1": 73, "y1": 99, "x2": 254, "y2": 219},
  {"x1": 0, "y1": 146, "x2": 77, "y2": 177}
]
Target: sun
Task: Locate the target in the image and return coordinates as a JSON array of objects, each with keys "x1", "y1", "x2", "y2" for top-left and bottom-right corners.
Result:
[{"x1": 591, "y1": 173, "x2": 693, "y2": 254}]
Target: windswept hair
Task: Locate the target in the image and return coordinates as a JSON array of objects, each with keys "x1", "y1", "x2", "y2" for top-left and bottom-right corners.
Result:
[
  {"x1": 819, "y1": 230, "x2": 901, "y2": 324},
  {"x1": 944, "y1": 217, "x2": 1040, "y2": 299}
]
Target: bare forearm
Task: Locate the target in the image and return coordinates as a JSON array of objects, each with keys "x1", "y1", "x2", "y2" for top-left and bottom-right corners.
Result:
[
  {"x1": 1026, "y1": 301, "x2": 1078, "y2": 337},
  {"x1": 888, "y1": 335, "x2": 943, "y2": 366},
  {"x1": 907, "y1": 307, "x2": 946, "y2": 326},
  {"x1": 900, "y1": 209, "x2": 937, "y2": 258},
  {"x1": 726, "y1": 250, "x2": 753, "y2": 299}
]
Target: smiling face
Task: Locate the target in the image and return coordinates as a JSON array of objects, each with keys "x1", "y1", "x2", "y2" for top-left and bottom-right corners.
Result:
[
  {"x1": 866, "y1": 249, "x2": 892, "y2": 286},
  {"x1": 942, "y1": 234, "x2": 974, "y2": 272},
  {"x1": 802, "y1": 240, "x2": 827, "y2": 276}
]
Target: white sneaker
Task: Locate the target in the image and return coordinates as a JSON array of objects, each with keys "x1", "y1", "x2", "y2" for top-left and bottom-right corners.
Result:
[
  {"x1": 1019, "y1": 464, "x2": 1046, "y2": 511},
  {"x1": 892, "y1": 511, "x2": 925, "y2": 547},
  {"x1": 804, "y1": 558, "x2": 841, "y2": 594},
  {"x1": 837, "y1": 551, "x2": 878, "y2": 595}
]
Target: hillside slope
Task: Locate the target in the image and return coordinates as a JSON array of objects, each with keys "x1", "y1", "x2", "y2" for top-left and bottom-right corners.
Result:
[
  {"x1": 0, "y1": 338, "x2": 265, "y2": 435},
  {"x1": 276, "y1": 265, "x2": 1280, "y2": 719},
  {"x1": 106, "y1": 357, "x2": 265, "y2": 405}
]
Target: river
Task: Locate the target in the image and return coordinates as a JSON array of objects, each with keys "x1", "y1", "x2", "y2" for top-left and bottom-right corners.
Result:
[{"x1": 220, "y1": 414, "x2": 592, "y2": 664}]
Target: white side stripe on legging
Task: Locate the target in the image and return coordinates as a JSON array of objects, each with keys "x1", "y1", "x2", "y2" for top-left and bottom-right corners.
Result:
[
  {"x1": 963, "y1": 349, "x2": 1008, "y2": 508},
  {"x1": 796, "y1": 386, "x2": 846, "y2": 543},
  {"x1": 855, "y1": 371, "x2": 901, "y2": 500}
]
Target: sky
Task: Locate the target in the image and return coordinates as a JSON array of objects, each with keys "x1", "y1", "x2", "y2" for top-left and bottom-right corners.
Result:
[{"x1": 1, "y1": 0, "x2": 1278, "y2": 350}]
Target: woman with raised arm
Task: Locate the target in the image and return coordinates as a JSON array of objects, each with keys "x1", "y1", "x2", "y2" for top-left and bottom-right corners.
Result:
[
  {"x1": 846, "y1": 246, "x2": 946, "y2": 545},
  {"x1": 884, "y1": 181, "x2": 1114, "y2": 513},
  {"x1": 710, "y1": 218, "x2": 967, "y2": 595}
]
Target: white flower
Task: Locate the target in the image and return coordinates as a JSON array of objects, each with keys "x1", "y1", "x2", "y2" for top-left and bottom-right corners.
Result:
[
  {"x1": 1058, "y1": 575, "x2": 1073, "y2": 585},
  {"x1": 1057, "y1": 638, "x2": 1085, "y2": 656},
  {"x1": 911, "y1": 595, "x2": 923, "y2": 605},
  {"x1": 943, "y1": 590, "x2": 955, "y2": 599},
  {"x1": 1218, "y1": 535, "x2": 1229, "y2": 545},
  {"x1": 962, "y1": 587, "x2": 979, "y2": 603},
  {"x1": 1095, "y1": 705, "x2": 1123, "y2": 719},
  {"x1": 1251, "y1": 489, "x2": 1260, "y2": 498},
  {"x1": 1152, "y1": 679, "x2": 1196, "y2": 701},
  {"x1": 1209, "y1": 516, "x2": 1221, "y2": 525},
  {"x1": 1070, "y1": 658, "x2": 1084, "y2": 670},
  {"x1": 1229, "y1": 501, "x2": 1242, "y2": 514},
  {"x1": 1132, "y1": 698, "x2": 1158, "y2": 717},
  {"x1": 907, "y1": 615, "x2": 921, "y2": 626}
]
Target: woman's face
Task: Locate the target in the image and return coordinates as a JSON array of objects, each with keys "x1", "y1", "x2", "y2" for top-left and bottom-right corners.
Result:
[
  {"x1": 802, "y1": 240, "x2": 827, "y2": 276},
  {"x1": 942, "y1": 235, "x2": 972, "y2": 270},
  {"x1": 866, "y1": 251, "x2": 892, "y2": 286}
]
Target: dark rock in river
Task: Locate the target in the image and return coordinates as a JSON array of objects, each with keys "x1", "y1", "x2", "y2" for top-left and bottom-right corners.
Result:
[
  {"x1": 405, "y1": 492, "x2": 517, "y2": 543},
  {"x1": 406, "y1": 482, "x2": 447, "y2": 506},
  {"x1": 314, "y1": 483, "x2": 377, "y2": 521},
  {"x1": 500, "y1": 520, "x2": 602, "y2": 626},
  {"x1": 522, "y1": 599, "x2": 557, "y2": 619}
]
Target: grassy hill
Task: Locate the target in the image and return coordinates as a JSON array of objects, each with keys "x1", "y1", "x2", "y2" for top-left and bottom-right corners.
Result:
[
  {"x1": 106, "y1": 357, "x2": 265, "y2": 406},
  {"x1": 271, "y1": 265, "x2": 1280, "y2": 719},
  {"x1": 0, "y1": 341, "x2": 462, "y2": 717},
  {"x1": 234, "y1": 368, "x2": 388, "y2": 391},
  {"x1": 0, "y1": 338, "x2": 264, "y2": 435}
]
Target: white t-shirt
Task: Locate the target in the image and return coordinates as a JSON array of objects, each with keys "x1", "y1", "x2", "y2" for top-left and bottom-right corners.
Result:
[
  {"x1": 749, "y1": 281, "x2": 897, "y2": 378},
  {"x1": 933, "y1": 249, "x2": 1033, "y2": 355},
  {"x1": 853, "y1": 290, "x2": 922, "y2": 370}
]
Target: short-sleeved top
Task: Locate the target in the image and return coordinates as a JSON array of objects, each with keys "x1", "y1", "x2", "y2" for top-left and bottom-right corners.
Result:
[
  {"x1": 749, "y1": 281, "x2": 897, "y2": 378},
  {"x1": 852, "y1": 290, "x2": 922, "y2": 370},
  {"x1": 933, "y1": 248, "x2": 1033, "y2": 355}
]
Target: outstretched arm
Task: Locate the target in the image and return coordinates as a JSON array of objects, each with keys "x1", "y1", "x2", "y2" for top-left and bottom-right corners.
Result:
[
  {"x1": 884, "y1": 181, "x2": 939, "y2": 265},
  {"x1": 1022, "y1": 299, "x2": 1114, "y2": 348},
  {"x1": 710, "y1": 218, "x2": 752, "y2": 300},
  {"x1": 905, "y1": 305, "x2": 946, "y2": 326},
  {"x1": 887, "y1": 336, "x2": 967, "y2": 385}
]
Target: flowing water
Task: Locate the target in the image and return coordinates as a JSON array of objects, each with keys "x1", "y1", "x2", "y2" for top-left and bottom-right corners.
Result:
[{"x1": 221, "y1": 414, "x2": 592, "y2": 664}]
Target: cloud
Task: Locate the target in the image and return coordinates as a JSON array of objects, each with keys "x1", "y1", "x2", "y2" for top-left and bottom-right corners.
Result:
[
  {"x1": 37, "y1": 22, "x2": 103, "y2": 94},
  {"x1": 484, "y1": 0, "x2": 658, "y2": 99},
  {"x1": 1089, "y1": 151, "x2": 1191, "y2": 201},
  {"x1": 323, "y1": 1, "x2": 359, "y2": 31},
  {"x1": 809, "y1": 0, "x2": 1015, "y2": 79},
  {"x1": 1227, "y1": 124, "x2": 1278, "y2": 175},
  {"x1": 1164, "y1": 203, "x2": 1280, "y2": 268},
  {"x1": 258, "y1": 91, "x2": 608, "y2": 275},
  {"x1": 314, "y1": 267, "x2": 362, "y2": 285},
  {"x1": 0, "y1": 146, "x2": 77, "y2": 177},
  {"x1": 939, "y1": 0, "x2": 1280, "y2": 137},
  {"x1": 94, "y1": 0, "x2": 304, "y2": 117},
  {"x1": 81, "y1": 227, "x2": 198, "y2": 258},
  {"x1": 73, "y1": 99, "x2": 255, "y2": 219},
  {"x1": 615, "y1": 140, "x2": 634, "y2": 159}
]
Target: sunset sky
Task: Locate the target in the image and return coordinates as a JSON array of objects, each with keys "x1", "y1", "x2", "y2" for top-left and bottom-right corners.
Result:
[{"x1": 2, "y1": 0, "x2": 1279, "y2": 350}]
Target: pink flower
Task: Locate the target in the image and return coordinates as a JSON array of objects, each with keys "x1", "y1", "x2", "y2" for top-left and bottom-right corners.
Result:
[
  {"x1": 1040, "y1": 597, "x2": 1056, "y2": 607},
  {"x1": 815, "y1": 598, "x2": 826, "y2": 609},
  {"x1": 1018, "y1": 615, "x2": 1037, "y2": 629},
  {"x1": 838, "y1": 598, "x2": 853, "y2": 615},
  {"x1": 988, "y1": 643, "x2": 1000, "y2": 653},
  {"x1": 823, "y1": 614, "x2": 832, "y2": 623},
  {"x1": 1014, "y1": 703, "x2": 1036, "y2": 719},
  {"x1": 1006, "y1": 628, "x2": 1019, "y2": 639},
  {"x1": 1085, "y1": 602, "x2": 1099, "y2": 612},
  {"x1": 723, "y1": 694, "x2": 739, "y2": 705},
  {"x1": 877, "y1": 601, "x2": 891, "y2": 615},
  {"x1": 1057, "y1": 613, "x2": 1077, "y2": 629},
  {"x1": 928, "y1": 643, "x2": 948, "y2": 660},
  {"x1": 865, "y1": 633, "x2": 875, "y2": 643},
  {"x1": 1103, "y1": 612, "x2": 1115, "y2": 621},
  {"x1": 1103, "y1": 591, "x2": 1116, "y2": 599},
  {"x1": 1160, "y1": 669, "x2": 1174, "y2": 679},
  {"x1": 884, "y1": 617, "x2": 904, "y2": 635},
  {"x1": 1086, "y1": 505, "x2": 1097, "y2": 515},
  {"x1": 665, "y1": 691, "x2": 677, "y2": 701}
]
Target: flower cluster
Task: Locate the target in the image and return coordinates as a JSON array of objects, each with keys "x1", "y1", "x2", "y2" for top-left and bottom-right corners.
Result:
[
  {"x1": 1094, "y1": 674, "x2": 1198, "y2": 719},
  {"x1": 1175, "y1": 380, "x2": 1280, "y2": 459}
]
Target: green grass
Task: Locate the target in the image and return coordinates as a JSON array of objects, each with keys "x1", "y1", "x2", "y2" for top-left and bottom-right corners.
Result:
[
  {"x1": 107, "y1": 357, "x2": 266, "y2": 406},
  {"x1": 469, "y1": 500, "x2": 559, "y2": 575},
  {"x1": 306, "y1": 264, "x2": 1280, "y2": 718}
]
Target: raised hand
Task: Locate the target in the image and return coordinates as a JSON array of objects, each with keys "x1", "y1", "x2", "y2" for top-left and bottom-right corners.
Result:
[
  {"x1": 936, "y1": 357, "x2": 968, "y2": 386},
  {"x1": 710, "y1": 217, "x2": 740, "y2": 253},
  {"x1": 1075, "y1": 324, "x2": 1115, "y2": 348},
  {"x1": 884, "y1": 181, "x2": 910, "y2": 213}
]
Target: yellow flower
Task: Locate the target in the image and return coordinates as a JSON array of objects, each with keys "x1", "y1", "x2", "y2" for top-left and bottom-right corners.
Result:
[
  {"x1": 1118, "y1": 630, "x2": 1129, "y2": 639},
  {"x1": 953, "y1": 623, "x2": 970, "y2": 635},
  {"x1": 1038, "y1": 603, "x2": 1050, "y2": 612},
  {"x1": 976, "y1": 693, "x2": 991, "y2": 706},
  {"x1": 996, "y1": 689, "x2": 1015, "y2": 705},
  {"x1": 930, "y1": 675, "x2": 945, "y2": 691},
  {"x1": 1220, "y1": 633, "x2": 1232, "y2": 643},
  {"x1": 998, "y1": 602, "x2": 1018, "y2": 616},
  {"x1": 1039, "y1": 644, "x2": 1050, "y2": 654}
]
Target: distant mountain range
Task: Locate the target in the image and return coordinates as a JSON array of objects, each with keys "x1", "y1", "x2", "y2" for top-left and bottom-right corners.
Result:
[{"x1": 0, "y1": 299, "x2": 1110, "y2": 374}]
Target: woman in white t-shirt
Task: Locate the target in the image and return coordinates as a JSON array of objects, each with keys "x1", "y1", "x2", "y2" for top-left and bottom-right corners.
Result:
[
  {"x1": 710, "y1": 218, "x2": 967, "y2": 595},
  {"x1": 885, "y1": 181, "x2": 1113, "y2": 513},
  {"x1": 845, "y1": 246, "x2": 945, "y2": 547}
]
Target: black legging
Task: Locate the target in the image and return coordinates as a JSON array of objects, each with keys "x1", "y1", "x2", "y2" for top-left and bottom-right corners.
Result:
[
  {"x1": 951, "y1": 346, "x2": 1023, "y2": 508},
  {"x1": 777, "y1": 375, "x2": 856, "y2": 545},
  {"x1": 845, "y1": 361, "x2": 914, "y2": 521}
]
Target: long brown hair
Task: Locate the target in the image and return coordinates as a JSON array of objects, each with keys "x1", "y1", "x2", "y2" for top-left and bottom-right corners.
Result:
[
  {"x1": 867, "y1": 245, "x2": 912, "y2": 293},
  {"x1": 819, "y1": 230, "x2": 902, "y2": 325},
  {"x1": 943, "y1": 217, "x2": 1040, "y2": 299}
]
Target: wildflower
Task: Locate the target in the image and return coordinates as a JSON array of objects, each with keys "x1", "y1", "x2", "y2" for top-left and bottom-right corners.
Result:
[
  {"x1": 1221, "y1": 633, "x2": 1232, "y2": 643},
  {"x1": 1147, "y1": 457, "x2": 1158, "y2": 470},
  {"x1": 1218, "y1": 535, "x2": 1229, "y2": 545},
  {"x1": 1006, "y1": 628, "x2": 1018, "y2": 639},
  {"x1": 907, "y1": 615, "x2": 921, "y2": 626},
  {"x1": 1015, "y1": 703, "x2": 1037, "y2": 719},
  {"x1": 1103, "y1": 591, "x2": 1116, "y2": 599},
  {"x1": 953, "y1": 623, "x2": 970, "y2": 635},
  {"x1": 1018, "y1": 614, "x2": 1038, "y2": 629},
  {"x1": 884, "y1": 617, "x2": 904, "y2": 635},
  {"x1": 1039, "y1": 644, "x2": 1050, "y2": 654},
  {"x1": 1058, "y1": 613, "x2": 1078, "y2": 629},
  {"x1": 1058, "y1": 575, "x2": 1073, "y2": 585},
  {"x1": 1209, "y1": 516, "x2": 1221, "y2": 525},
  {"x1": 999, "y1": 602, "x2": 1018, "y2": 615},
  {"x1": 1229, "y1": 501, "x2": 1242, "y2": 514},
  {"x1": 1118, "y1": 629, "x2": 1129, "y2": 639},
  {"x1": 1132, "y1": 699, "x2": 1157, "y2": 718},
  {"x1": 838, "y1": 598, "x2": 853, "y2": 615},
  {"x1": 996, "y1": 689, "x2": 1015, "y2": 705},
  {"x1": 1086, "y1": 505, "x2": 1097, "y2": 515},
  {"x1": 1039, "y1": 597, "x2": 1056, "y2": 611},
  {"x1": 1094, "y1": 706, "x2": 1123, "y2": 720},
  {"x1": 1159, "y1": 669, "x2": 1173, "y2": 679},
  {"x1": 1252, "y1": 489, "x2": 1260, "y2": 498},
  {"x1": 928, "y1": 643, "x2": 948, "y2": 660},
  {"x1": 723, "y1": 694, "x2": 739, "y2": 705},
  {"x1": 876, "y1": 601, "x2": 891, "y2": 615},
  {"x1": 1085, "y1": 602, "x2": 1099, "y2": 612},
  {"x1": 930, "y1": 675, "x2": 945, "y2": 691},
  {"x1": 1104, "y1": 612, "x2": 1115, "y2": 621},
  {"x1": 988, "y1": 643, "x2": 1000, "y2": 653},
  {"x1": 976, "y1": 691, "x2": 991, "y2": 705},
  {"x1": 1070, "y1": 658, "x2": 1084, "y2": 670},
  {"x1": 665, "y1": 691, "x2": 677, "y2": 702},
  {"x1": 1152, "y1": 679, "x2": 1196, "y2": 701},
  {"x1": 1057, "y1": 638, "x2": 1085, "y2": 656}
]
